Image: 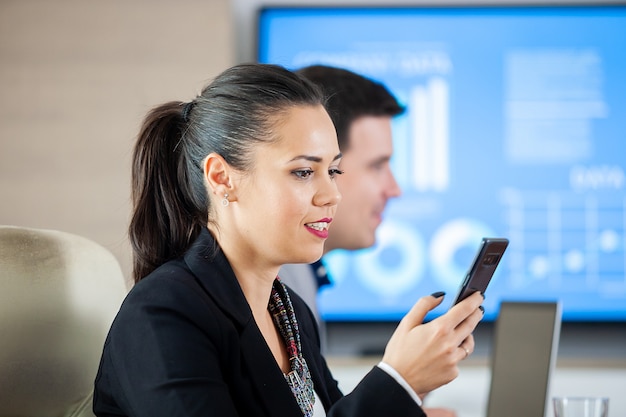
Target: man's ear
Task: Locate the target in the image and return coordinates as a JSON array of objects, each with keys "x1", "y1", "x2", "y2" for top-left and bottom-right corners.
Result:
[{"x1": 203, "y1": 153, "x2": 234, "y2": 199}]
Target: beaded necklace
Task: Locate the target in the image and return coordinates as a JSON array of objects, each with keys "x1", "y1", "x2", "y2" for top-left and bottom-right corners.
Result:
[{"x1": 268, "y1": 280, "x2": 315, "y2": 416}]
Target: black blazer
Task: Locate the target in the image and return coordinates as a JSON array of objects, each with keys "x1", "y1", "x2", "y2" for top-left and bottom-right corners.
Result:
[{"x1": 93, "y1": 228, "x2": 425, "y2": 417}]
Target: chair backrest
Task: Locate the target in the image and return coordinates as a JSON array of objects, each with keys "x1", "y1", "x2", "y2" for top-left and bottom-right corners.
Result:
[
  {"x1": 0, "y1": 225, "x2": 128, "y2": 417},
  {"x1": 486, "y1": 301, "x2": 562, "y2": 417}
]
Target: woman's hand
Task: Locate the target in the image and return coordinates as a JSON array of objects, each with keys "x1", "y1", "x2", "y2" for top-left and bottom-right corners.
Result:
[{"x1": 382, "y1": 291, "x2": 484, "y2": 395}]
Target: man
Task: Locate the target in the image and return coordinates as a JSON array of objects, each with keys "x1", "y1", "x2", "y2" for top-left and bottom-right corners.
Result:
[{"x1": 279, "y1": 65, "x2": 456, "y2": 417}]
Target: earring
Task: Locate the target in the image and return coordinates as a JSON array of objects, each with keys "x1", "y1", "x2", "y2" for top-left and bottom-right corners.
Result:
[{"x1": 221, "y1": 193, "x2": 229, "y2": 207}]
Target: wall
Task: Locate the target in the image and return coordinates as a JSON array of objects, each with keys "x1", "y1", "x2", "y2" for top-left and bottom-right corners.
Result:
[{"x1": 0, "y1": 0, "x2": 234, "y2": 285}]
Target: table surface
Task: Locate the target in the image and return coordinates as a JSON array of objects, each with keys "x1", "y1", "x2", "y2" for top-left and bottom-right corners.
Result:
[{"x1": 327, "y1": 356, "x2": 626, "y2": 417}]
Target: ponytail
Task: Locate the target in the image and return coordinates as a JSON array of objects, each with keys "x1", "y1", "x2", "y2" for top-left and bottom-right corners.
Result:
[{"x1": 129, "y1": 101, "x2": 206, "y2": 283}]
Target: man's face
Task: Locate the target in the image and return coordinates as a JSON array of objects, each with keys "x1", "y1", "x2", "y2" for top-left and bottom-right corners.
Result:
[{"x1": 324, "y1": 115, "x2": 401, "y2": 252}]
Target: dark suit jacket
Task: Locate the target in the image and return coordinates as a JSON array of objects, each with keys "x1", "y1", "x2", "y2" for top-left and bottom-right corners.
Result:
[{"x1": 93, "y1": 228, "x2": 425, "y2": 417}]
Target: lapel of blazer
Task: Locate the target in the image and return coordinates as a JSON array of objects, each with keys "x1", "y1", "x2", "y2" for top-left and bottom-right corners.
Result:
[
  {"x1": 239, "y1": 323, "x2": 304, "y2": 417},
  {"x1": 183, "y1": 228, "x2": 304, "y2": 417}
]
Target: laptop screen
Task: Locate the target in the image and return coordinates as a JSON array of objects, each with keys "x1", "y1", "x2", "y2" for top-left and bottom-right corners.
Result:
[{"x1": 487, "y1": 301, "x2": 562, "y2": 417}]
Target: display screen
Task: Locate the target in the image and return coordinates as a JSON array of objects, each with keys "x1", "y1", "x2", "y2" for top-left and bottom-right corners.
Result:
[{"x1": 258, "y1": 5, "x2": 626, "y2": 321}]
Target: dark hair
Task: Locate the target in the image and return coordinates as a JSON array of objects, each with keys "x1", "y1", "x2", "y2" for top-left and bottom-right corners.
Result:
[
  {"x1": 129, "y1": 63, "x2": 324, "y2": 283},
  {"x1": 296, "y1": 65, "x2": 404, "y2": 152}
]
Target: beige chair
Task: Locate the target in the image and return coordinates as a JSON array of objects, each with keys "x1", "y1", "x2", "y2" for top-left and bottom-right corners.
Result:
[{"x1": 0, "y1": 225, "x2": 128, "y2": 417}]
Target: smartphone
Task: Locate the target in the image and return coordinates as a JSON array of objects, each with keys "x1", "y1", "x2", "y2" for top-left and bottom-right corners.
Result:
[{"x1": 452, "y1": 237, "x2": 509, "y2": 305}]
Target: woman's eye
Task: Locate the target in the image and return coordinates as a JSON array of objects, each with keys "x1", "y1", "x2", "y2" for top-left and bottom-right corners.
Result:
[
  {"x1": 329, "y1": 168, "x2": 345, "y2": 178},
  {"x1": 292, "y1": 169, "x2": 314, "y2": 179}
]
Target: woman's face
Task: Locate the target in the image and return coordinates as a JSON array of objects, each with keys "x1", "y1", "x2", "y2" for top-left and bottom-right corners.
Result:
[{"x1": 230, "y1": 104, "x2": 342, "y2": 267}]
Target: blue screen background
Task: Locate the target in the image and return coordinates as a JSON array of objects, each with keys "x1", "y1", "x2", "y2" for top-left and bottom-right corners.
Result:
[{"x1": 258, "y1": 6, "x2": 626, "y2": 321}]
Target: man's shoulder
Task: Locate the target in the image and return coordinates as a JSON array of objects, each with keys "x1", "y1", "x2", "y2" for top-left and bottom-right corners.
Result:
[
  {"x1": 278, "y1": 263, "x2": 316, "y2": 291},
  {"x1": 279, "y1": 263, "x2": 312, "y2": 280},
  {"x1": 278, "y1": 263, "x2": 319, "y2": 311}
]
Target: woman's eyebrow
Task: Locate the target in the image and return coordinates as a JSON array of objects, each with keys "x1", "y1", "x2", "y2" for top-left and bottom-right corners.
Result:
[{"x1": 288, "y1": 153, "x2": 342, "y2": 163}]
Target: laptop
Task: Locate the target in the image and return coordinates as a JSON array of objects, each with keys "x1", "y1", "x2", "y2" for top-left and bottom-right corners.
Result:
[{"x1": 486, "y1": 301, "x2": 562, "y2": 417}]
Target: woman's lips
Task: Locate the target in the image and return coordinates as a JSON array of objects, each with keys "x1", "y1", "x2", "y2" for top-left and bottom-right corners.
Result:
[{"x1": 305, "y1": 218, "x2": 332, "y2": 239}]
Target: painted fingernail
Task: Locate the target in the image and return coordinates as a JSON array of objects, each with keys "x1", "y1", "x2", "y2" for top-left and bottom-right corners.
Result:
[
  {"x1": 479, "y1": 305, "x2": 485, "y2": 314},
  {"x1": 431, "y1": 291, "x2": 446, "y2": 299}
]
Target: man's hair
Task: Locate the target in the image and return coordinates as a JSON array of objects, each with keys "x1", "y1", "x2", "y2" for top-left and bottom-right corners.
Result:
[{"x1": 296, "y1": 65, "x2": 404, "y2": 151}]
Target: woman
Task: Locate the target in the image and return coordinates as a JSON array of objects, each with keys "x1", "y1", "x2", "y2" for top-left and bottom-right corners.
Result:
[{"x1": 93, "y1": 63, "x2": 484, "y2": 417}]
